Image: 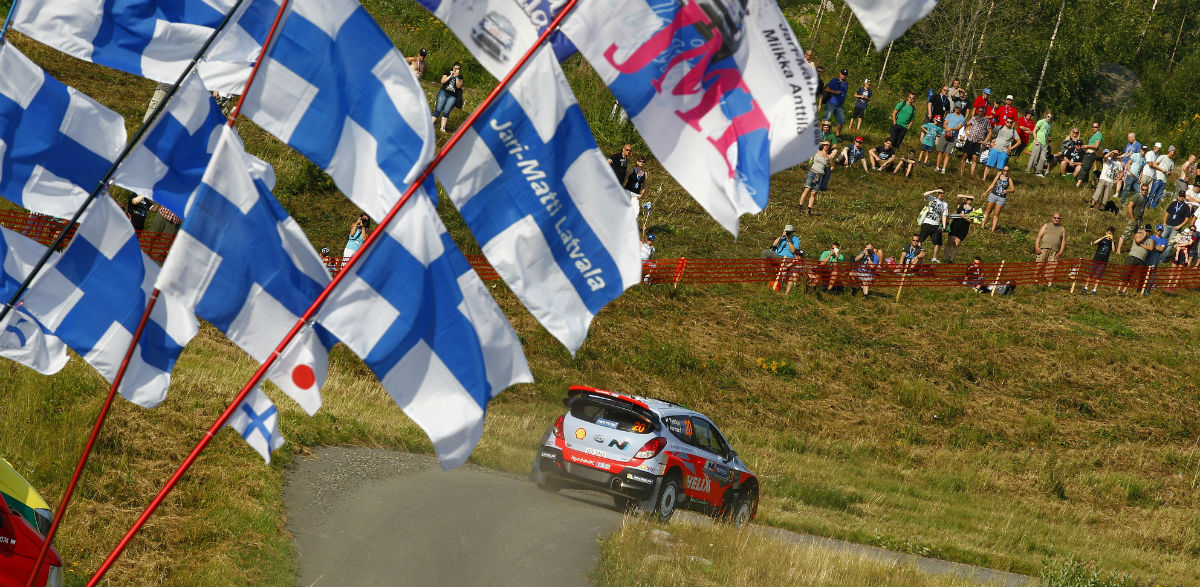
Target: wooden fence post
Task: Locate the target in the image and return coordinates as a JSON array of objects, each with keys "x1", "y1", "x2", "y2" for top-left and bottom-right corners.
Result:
[
  {"x1": 1069, "y1": 259, "x2": 1080, "y2": 293},
  {"x1": 991, "y1": 260, "x2": 1006, "y2": 297}
]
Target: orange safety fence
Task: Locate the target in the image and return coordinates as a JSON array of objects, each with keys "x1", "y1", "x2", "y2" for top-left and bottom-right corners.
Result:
[{"x1": 5, "y1": 209, "x2": 1197, "y2": 293}]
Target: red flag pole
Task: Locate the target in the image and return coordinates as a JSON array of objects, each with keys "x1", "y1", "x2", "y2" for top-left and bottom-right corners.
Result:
[{"x1": 85, "y1": 2, "x2": 579, "y2": 585}]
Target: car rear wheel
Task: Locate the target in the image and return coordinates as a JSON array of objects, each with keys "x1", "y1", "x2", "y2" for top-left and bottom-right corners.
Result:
[
  {"x1": 529, "y1": 456, "x2": 562, "y2": 493},
  {"x1": 653, "y1": 477, "x2": 680, "y2": 523}
]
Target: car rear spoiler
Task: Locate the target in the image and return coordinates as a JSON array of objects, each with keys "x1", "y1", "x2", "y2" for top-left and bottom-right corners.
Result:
[{"x1": 565, "y1": 386, "x2": 658, "y2": 424}]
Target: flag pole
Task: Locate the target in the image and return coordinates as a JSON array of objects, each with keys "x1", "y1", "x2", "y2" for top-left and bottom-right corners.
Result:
[
  {"x1": 0, "y1": 0, "x2": 19, "y2": 44},
  {"x1": 85, "y1": 1, "x2": 580, "y2": 584},
  {"x1": 0, "y1": 0, "x2": 249, "y2": 327}
]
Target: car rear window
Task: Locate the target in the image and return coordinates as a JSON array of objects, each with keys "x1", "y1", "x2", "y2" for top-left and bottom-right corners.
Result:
[{"x1": 570, "y1": 400, "x2": 654, "y2": 434}]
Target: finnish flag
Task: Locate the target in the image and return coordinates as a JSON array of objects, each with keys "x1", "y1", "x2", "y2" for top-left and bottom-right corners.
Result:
[
  {"x1": 0, "y1": 43, "x2": 127, "y2": 218},
  {"x1": 113, "y1": 72, "x2": 272, "y2": 218},
  {"x1": 10, "y1": 0, "x2": 267, "y2": 93},
  {"x1": 436, "y1": 47, "x2": 640, "y2": 353},
  {"x1": 226, "y1": 386, "x2": 286, "y2": 463},
  {"x1": 0, "y1": 226, "x2": 69, "y2": 375},
  {"x1": 317, "y1": 187, "x2": 533, "y2": 470},
  {"x1": 237, "y1": 0, "x2": 435, "y2": 223},
  {"x1": 156, "y1": 125, "x2": 332, "y2": 416},
  {"x1": 20, "y1": 195, "x2": 199, "y2": 408}
]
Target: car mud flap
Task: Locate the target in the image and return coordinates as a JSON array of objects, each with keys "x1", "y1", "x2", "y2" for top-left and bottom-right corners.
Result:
[
  {"x1": 529, "y1": 427, "x2": 553, "y2": 484},
  {"x1": 639, "y1": 477, "x2": 663, "y2": 513}
]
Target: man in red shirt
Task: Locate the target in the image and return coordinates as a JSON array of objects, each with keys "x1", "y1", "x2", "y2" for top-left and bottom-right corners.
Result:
[
  {"x1": 970, "y1": 88, "x2": 991, "y2": 118},
  {"x1": 1013, "y1": 109, "x2": 1035, "y2": 158},
  {"x1": 991, "y1": 95, "x2": 1018, "y2": 127}
]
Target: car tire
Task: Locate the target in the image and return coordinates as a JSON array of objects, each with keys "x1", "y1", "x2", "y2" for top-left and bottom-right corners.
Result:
[
  {"x1": 731, "y1": 493, "x2": 756, "y2": 528},
  {"x1": 529, "y1": 454, "x2": 562, "y2": 493},
  {"x1": 653, "y1": 477, "x2": 680, "y2": 523}
]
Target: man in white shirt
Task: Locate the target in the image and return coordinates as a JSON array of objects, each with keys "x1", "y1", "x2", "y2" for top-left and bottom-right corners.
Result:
[
  {"x1": 917, "y1": 188, "x2": 949, "y2": 262},
  {"x1": 1148, "y1": 145, "x2": 1176, "y2": 209}
]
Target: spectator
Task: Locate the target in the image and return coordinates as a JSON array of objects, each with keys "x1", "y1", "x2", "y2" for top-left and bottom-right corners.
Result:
[
  {"x1": 1090, "y1": 150, "x2": 1121, "y2": 209},
  {"x1": 1119, "y1": 144, "x2": 1147, "y2": 205},
  {"x1": 815, "y1": 66, "x2": 825, "y2": 106},
  {"x1": 148, "y1": 203, "x2": 181, "y2": 235},
  {"x1": 823, "y1": 69, "x2": 850, "y2": 135},
  {"x1": 992, "y1": 95, "x2": 1018, "y2": 126},
  {"x1": 1059, "y1": 128, "x2": 1083, "y2": 178},
  {"x1": 343, "y1": 213, "x2": 370, "y2": 259},
  {"x1": 1148, "y1": 146, "x2": 1176, "y2": 208},
  {"x1": 927, "y1": 85, "x2": 951, "y2": 122},
  {"x1": 944, "y1": 194, "x2": 981, "y2": 263},
  {"x1": 1116, "y1": 225, "x2": 1154, "y2": 295},
  {"x1": 962, "y1": 256, "x2": 987, "y2": 291},
  {"x1": 433, "y1": 62, "x2": 464, "y2": 133},
  {"x1": 765, "y1": 224, "x2": 802, "y2": 294},
  {"x1": 809, "y1": 241, "x2": 844, "y2": 291},
  {"x1": 900, "y1": 234, "x2": 926, "y2": 269},
  {"x1": 1144, "y1": 224, "x2": 1169, "y2": 293},
  {"x1": 981, "y1": 118, "x2": 1018, "y2": 183},
  {"x1": 837, "y1": 136, "x2": 869, "y2": 170},
  {"x1": 918, "y1": 115, "x2": 941, "y2": 166},
  {"x1": 917, "y1": 188, "x2": 949, "y2": 262},
  {"x1": 1081, "y1": 226, "x2": 1114, "y2": 294},
  {"x1": 948, "y1": 79, "x2": 968, "y2": 113},
  {"x1": 1026, "y1": 111, "x2": 1053, "y2": 176},
  {"x1": 608, "y1": 144, "x2": 631, "y2": 183},
  {"x1": 624, "y1": 157, "x2": 648, "y2": 199},
  {"x1": 1177, "y1": 154, "x2": 1197, "y2": 196},
  {"x1": 958, "y1": 109, "x2": 991, "y2": 176},
  {"x1": 127, "y1": 194, "x2": 152, "y2": 231},
  {"x1": 320, "y1": 247, "x2": 339, "y2": 276},
  {"x1": 1161, "y1": 189, "x2": 1193, "y2": 258},
  {"x1": 970, "y1": 87, "x2": 991, "y2": 119},
  {"x1": 1123, "y1": 132, "x2": 1142, "y2": 155},
  {"x1": 1013, "y1": 109, "x2": 1035, "y2": 159},
  {"x1": 868, "y1": 139, "x2": 897, "y2": 172},
  {"x1": 894, "y1": 150, "x2": 918, "y2": 178},
  {"x1": 405, "y1": 48, "x2": 428, "y2": 79},
  {"x1": 1116, "y1": 183, "x2": 1151, "y2": 255},
  {"x1": 890, "y1": 92, "x2": 917, "y2": 147},
  {"x1": 1075, "y1": 121, "x2": 1103, "y2": 188},
  {"x1": 800, "y1": 142, "x2": 833, "y2": 216},
  {"x1": 1170, "y1": 228, "x2": 1194, "y2": 267},
  {"x1": 981, "y1": 165, "x2": 1016, "y2": 232},
  {"x1": 851, "y1": 242, "x2": 880, "y2": 296},
  {"x1": 936, "y1": 106, "x2": 965, "y2": 174},
  {"x1": 850, "y1": 79, "x2": 872, "y2": 132},
  {"x1": 1033, "y1": 212, "x2": 1066, "y2": 286},
  {"x1": 1140, "y1": 142, "x2": 1162, "y2": 202},
  {"x1": 640, "y1": 229, "x2": 656, "y2": 261},
  {"x1": 142, "y1": 82, "x2": 173, "y2": 123}
]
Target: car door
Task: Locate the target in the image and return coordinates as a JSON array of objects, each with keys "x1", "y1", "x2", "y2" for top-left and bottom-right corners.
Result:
[{"x1": 689, "y1": 418, "x2": 738, "y2": 505}]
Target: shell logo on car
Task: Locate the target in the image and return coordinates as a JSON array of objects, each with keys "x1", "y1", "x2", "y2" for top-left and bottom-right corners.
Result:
[{"x1": 575, "y1": 427, "x2": 587, "y2": 439}]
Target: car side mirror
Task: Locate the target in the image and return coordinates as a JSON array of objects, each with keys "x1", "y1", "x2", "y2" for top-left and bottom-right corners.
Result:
[{"x1": 724, "y1": 450, "x2": 736, "y2": 462}]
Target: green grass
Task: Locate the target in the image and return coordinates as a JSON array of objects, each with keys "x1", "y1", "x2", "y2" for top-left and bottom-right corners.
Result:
[{"x1": 3, "y1": 5, "x2": 1200, "y2": 587}]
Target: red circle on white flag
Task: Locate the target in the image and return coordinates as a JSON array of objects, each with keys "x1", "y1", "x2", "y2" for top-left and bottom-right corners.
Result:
[{"x1": 292, "y1": 365, "x2": 316, "y2": 389}]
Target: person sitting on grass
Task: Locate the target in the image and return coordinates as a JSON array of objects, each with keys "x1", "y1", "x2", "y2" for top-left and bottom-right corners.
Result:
[
  {"x1": 900, "y1": 234, "x2": 925, "y2": 270},
  {"x1": 799, "y1": 142, "x2": 833, "y2": 217},
  {"x1": 893, "y1": 150, "x2": 918, "y2": 177},
  {"x1": 1059, "y1": 129, "x2": 1083, "y2": 179},
  {"x1": 918, "y1": 115, "x2": 941, "y2": 165},
  {"x1": 808, "y1": 241, "x2": 844, "y2": 292},
  {"x1": 1081, "y1": 227, "x2": 1114, "y2": 294},
  {"x1": 962, "y1": 256, "x2": 987, "y2": 292},
  {"x1": 837, "y1": 136, "x2": 869, "y2": 170},
  {"x1": 868, "y1": 139, "x2": 897, "y2": 172}
]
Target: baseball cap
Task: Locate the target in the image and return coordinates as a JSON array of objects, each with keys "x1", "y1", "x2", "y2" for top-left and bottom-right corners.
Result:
[
  {"x1": 419, "y1": 48, "x2": 427, "y2": 56},
  {"x1": 1168, "y1": 145, "x2": 1177, "y2": 152},
  {"x1": 784, "y1": 224, "x2": 795, "y2": 232},
  {"x1": 1144, "y1": 224, "x2": 1153, "y2": 231},
  {"x1": 647, "y1": 234, "x2": 656, "y2": 241},
  {"x1": 934, "y1": 115, "x2": 942, "y2": 121},
  {"x1": 840, "y1": 69, "x2": 848, "y2": 75},
  {"x1": 1154, "y1": 142, "x2": 1162, "y2": 148},
  {"x1": 864, "y1": 78, "x2": 871, "y2": 83},
  {"x1": 1156, "y1": 224, "x2": 1164, "y2": 231},
  {"x1": 1005, "y1": 94, "x2": 1013, "y2": 100},
  {"x1": 983, "y1": 88, "x2": 991, "y2": 95},
  {"x1": 855, "y1": 136, "x2": 864, "y2": 142}
]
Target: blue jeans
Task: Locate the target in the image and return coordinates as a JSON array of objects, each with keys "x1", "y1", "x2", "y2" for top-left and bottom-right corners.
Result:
[
  {"x1": 433, "y1": 90, "x2": 457, "y2": 117},
  {"x1": 823, "y1": 103, "x2": 845, "y2": 125},
  {"x1": 1149, "y1": 179, "x2": 1166, "y2": 208},
  {"x1": 1119, "y1": 176, "x2": 1139, "y2": 204}
]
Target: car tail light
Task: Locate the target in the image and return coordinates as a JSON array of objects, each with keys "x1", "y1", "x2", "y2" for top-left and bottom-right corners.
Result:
[
  {"x1": 634, "y1": 436, "x2": 666, "y2": 459},
  {"x1": 553, "y1": 415, "x2": 565, "y2": 439}
]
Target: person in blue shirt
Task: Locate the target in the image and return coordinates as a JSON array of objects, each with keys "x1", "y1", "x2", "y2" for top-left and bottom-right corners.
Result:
[
  {"x1": 766, "y1": 224, "x2": 803, "y2": 294},
  {"x1": 343, "y1": 213, "x2": 371, "y2": 259},
  {"x1": 850, "y1": 79, "x2": 872, "y2": 132},
  {"x1": 822, "y1": 69, "x2": 850, "y2": 135}
]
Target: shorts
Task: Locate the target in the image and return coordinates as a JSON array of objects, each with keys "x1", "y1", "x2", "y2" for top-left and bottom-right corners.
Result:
[
  {"x1": 1123, "y1": 257, "x2": 1145, "y2": 281},
  {"x1": 985, "y1": 149, "x2": 1009, "y2": 169},
  {"x1": 921, "y1": 143, "x2": 935, "y2": 152},
  {"x1": 1077, "y1": 151, "x2": 1098, "y2": 178},
  {"x1": 823, "y1": 103, "x2": 845, "y2": 125},
  {"x1": 987, "y1": 193, "x2": 1007, "y2": 207},
  {"x1": 962, "y1": 141, "x2": 981, "y2": 158},
  {"x1": 1036, "y1": 248, "x2": 1057, "y2": 263},
  {"x1": 1121, "y1": 218, "x2": 1142, "y2": 240},
  {"x1": 1088, "y1": 259, "x2": 1108, "y2": 279},
  {"x1": 948, "y1": 218, "x2": 971, "y2": 240},
  {"x1": 804, "y1": 169, "x2": 824, "y2": 189},
  {"x1": 852, "y1": 104, "x2": 867, "y2": 119},
  {"x1": 935, "y1": 135, "x2": 956, "y2": 153},
  {"x1": 918, "y1": 223, "x2": 943, "y2": 246},
  {"x1": 433, "y1": 90, "x2": 457, "y2": 117},
  {"x1": 851, "y1": 269, "x2": 875, "y2": 284}
]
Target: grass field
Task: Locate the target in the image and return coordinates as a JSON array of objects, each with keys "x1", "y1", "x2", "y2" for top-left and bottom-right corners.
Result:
[{"x1": 2, "y1": 4, "x2": 1199, "y2": 587}]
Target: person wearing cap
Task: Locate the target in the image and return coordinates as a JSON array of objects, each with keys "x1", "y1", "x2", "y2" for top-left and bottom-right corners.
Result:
[
  {"x1": 766, "y1": 225, "x2": 803, "y2": 294},
  {"x1": 958, "y1": 107, "x2": 991, "y2": 176},
  {"x1": 1116, "y1": 224, "x2": 1155, "y2": 295},
  {"x1": 822, "y1": 69, "x2": 850, "y2": 135},
  {"x1": 990, "y1": 95, "x2": 1018, "y2": 126},
  {"x1": 944, "y1": 193, "x2": 981, "y2": 263},
  {"x1": 1090, "y1": 150, "x2": 1122, "y2": 210},
  {"x1": 1117, "y1": 183, "x2": 1151, "y2": 255},
  {"x1": 927, "y1": 85, "x2": 951, "y2": 122},
  {"x1": 918, "y1": 115, "x2": 941, "y2": 165},
  {"x1": 1075, "y1": 122, "x2": 1103, "y2": 188},
  {"x1": 936, "y1": 106, "x2": 966, "y2": 174},
  {"x1": 1027, "y1": 110, "x2": 1053, "y2": 176},
  {"x1": 917, "y1": 188, "x2": 949, "y2": 262},
  {"x1": 1143, "y1": 224, "x2": 1169, "y2": 292},
  {"x1": 981, "y1": 117, "x2": 1018, "y2": 183},
  {"x1": 819, "y1": 120, "x2": 838, "y2": 145},
  {"x1": 890, "y1": 92, "x2": 917, "y2": 148},
  {"x1": 405, "y1": 48, "x2": 428, "y2": 79},
  {"x1": 1147, "y1": 145, "x2": 1176, "y2": 208},
  {"x1": 640, "y1": 230, "x2": 656, "y2": 261},
  {"x1": 837, "y1": 136, "x2": 869, "y2": 170},
  {"x1": 1034, "y1": 212, "x2": 1066, "y2": 286},
  {"x1": 1058, "y1": 128, "x2": 1083, "y2": 179},
  {"x1": 850, "y1": 79, "x2": 872, "y2": 131},
  {"x1": 1161, "y1": 188, "x2": 1193, "y2": 259},
  {"x1": 970, "y1": 88, "x2": 991, "y2": 119}
]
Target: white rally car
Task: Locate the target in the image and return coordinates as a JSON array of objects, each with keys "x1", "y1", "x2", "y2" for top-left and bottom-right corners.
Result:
[{"x1": 530, "y1": 386, "x2": 758, "y2": 525}]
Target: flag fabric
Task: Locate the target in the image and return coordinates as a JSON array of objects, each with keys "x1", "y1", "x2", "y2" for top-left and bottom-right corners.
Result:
[
  {"x1": 844, "y1": 0, "x2": 940, "y2": 51},
  {"x1": 317, "y1": 187, "x2": 533, "y2": 469},
  {"x1": 156, "y1": 125, "x2": 331, "y2": 416},
  {"x1": 435, "y1": 47, "x2": 639, "y2": 353},
  {"x1": 9, "y1": 0, "x2": 266, "y2": 93},
  {"x1": 113, "y1": 72, "x2": 272, "y2": 218},
  {"x1": 226, "y1": 386, "x2": 285, "y2": 462},
  {"x1": 410, "y1": 0, "x2": 574, "y2": 79},
  {"x1": 237, "y1": 0, "x2": 435, "y2": 222},
  {"x1": 0, "y1": 226, "x2": 68, "y2": 375},
  {"x1": 0, "y1": 43, "x2": 127, "y2": 218},
  {"x1": 19, "y1": 195, "x2": 199, "y2": 407},
  {"x1": 560, "y1": 0, "x2": 778, "y2": 235}
]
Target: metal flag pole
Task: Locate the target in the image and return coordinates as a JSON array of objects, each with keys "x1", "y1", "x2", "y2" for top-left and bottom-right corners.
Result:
[
  {"x1": 85, "y1": 1, "x2": 580, "y2": 584},
  {"x1": 18, "y1": 2, "x2": 254, "y2": 584},
  {"x1": 0, "y1": 0, "x2": 19, "y2": 43}
]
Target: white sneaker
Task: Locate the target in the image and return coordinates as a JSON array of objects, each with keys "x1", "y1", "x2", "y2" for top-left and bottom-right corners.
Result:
[
  {"x1": 941, "y1": 167, "x2": 947, "y2": 174},
  {"x1": 931, "y1": 258, "x2": 941, "y2": 263}
]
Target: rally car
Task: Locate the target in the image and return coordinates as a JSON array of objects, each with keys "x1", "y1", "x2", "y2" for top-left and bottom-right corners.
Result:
[{"x1": 530, "y1": 386, "x2": 758, "y2": 525}]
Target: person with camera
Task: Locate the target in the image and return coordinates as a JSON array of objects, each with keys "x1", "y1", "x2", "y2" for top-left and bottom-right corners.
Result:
[
  {"x1": 850, "y1": 243, "x2": 880, "y2": 296},
  {"x1": 765, "y1": 224, "x2": 802, "y2": 294},
  {"x1": 433, "y1": 62, "x2": 464, "y2": 133},
  {"x1": 343, "y1": 213, "x2": 371, "y2": 259},
  {"x1": 808, "y1": 241, "x2": 844, "y2": 292}
]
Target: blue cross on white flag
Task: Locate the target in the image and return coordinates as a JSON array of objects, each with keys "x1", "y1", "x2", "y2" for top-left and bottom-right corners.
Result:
[
  {"x1": 436, "y1": 47, "x2": 639, "y2": 353},
  {"x1": 226, "y1": 386, "x2": 285, "y2": 462},
  {"x1": 157, "y1": 125, "x2": 332, "y2": 416},
  {"x1": 0, "y1": 43, "x2": 127, "y2": 218},
  {"x1": 0, "y1": 226, "x2": 68, "y2": 375},
  {"x1": 20, "y1": 195, "x2": 199, "y2": 407},
  {"x1": 10, "y1": 0, "x2": 268, "y2": 93},
  {"x1": 237, "y1": 0, "x2": 435, "y2": 222},
  {"x1": 317, "y1": 187, "x2": 533, "y2": 469}
]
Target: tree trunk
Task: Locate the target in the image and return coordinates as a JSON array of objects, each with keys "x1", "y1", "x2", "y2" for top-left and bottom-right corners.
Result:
[
  {"x1": 967, "y1": 0, "x2": 995, "y2": 85},
  {"x1": 1031, "y1": 0, "x2": 1066, "y2": 112},
  {"x1": 835, "y1": 10, "x2": 853, "y2": 59},
  {"x1": 1135, "y1": 0, "x2": 1159, "y2": 58},
  {"x1": 1169, "y1": 12, "x2": 1186, "y2": 69},
  {"x1": 879, "y1": 40, "x2": 894, "y2": 84},
  {"x1": 811, "y1": 0, "x2": 825, "y2": 42}
]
